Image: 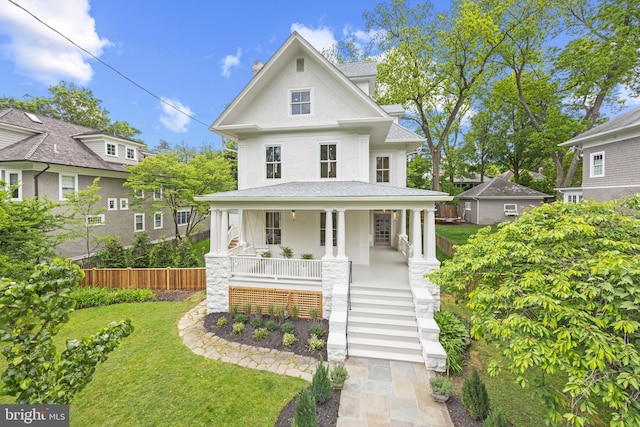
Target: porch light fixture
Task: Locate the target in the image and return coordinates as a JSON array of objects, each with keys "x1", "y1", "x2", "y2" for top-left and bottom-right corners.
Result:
[
  {"x1": 291, "y1": 210, "x2": 296, "y2": 221},
  {"x1": 393, "y1": 210, "x2": 398, "y2": 220}
]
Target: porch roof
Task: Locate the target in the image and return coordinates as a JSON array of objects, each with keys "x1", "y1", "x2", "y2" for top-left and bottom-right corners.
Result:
[{"x1": 195, "y1": 180, "x2": 452, "y2": 210}]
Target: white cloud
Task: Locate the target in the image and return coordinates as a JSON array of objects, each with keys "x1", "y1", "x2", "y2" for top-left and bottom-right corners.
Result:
[
  {"x1": 221, "y1": 48, "x2": 241, "y2": 78},
  {"x1": 290, "y1": 23, "x2": 337, "y2": 53},
  {"x1": 618, "y1": 85, "x2": 640, "y2": 108},
  {"x1": 159, "y1": 97, "x2": 193, "y2": 133},
  {"x1": 0, "y1": 0, "x2": 110, "y2": 85}
]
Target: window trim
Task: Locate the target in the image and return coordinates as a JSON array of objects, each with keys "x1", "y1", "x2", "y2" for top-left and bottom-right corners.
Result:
[
  {"x1": 86, "y1": 214, "x2": 105, "y2": 226},
  {"x1": 176, "y1": 209, "x2": 190, "y2": 226},
  {"x1": 504, "y1": 204, "x2": 518, "y2": 216},
  {"x1": 376, "y1": 156, "x2": 390, "y2": 183},
  {"x1": 126, "y1": 147, "x2": 137, "y2": 161},
  {"x1": 134, "y1": 213, "x2": 145, "y2": 232},
  {"x1": 265, "y1": 145, "x2": 282, "y2": 179},
  {"x1": 105, "y1": 142, "x2": 118, "y2": 157},
  {"x1": 319, "y1": 142, "x2": 337, "y2": 179},
  {"x1": 154, "y1": 212, "x2": 163, "y2": 229},
  {"x1": 59, "y1": 173, "x2": 78, "y2": 201},
  {"x1": 290, "y1": 88, "x2": 311, "y2": 116},
  {"x1": 107, "y1": 198, "x2": 118, "y2": 210},
  {"x1": 590, "y1": 151, "x2": 605, "y2": 178},
  {"x1": 265, "y1": 211, "x2": 281, "y2": 245},
  {"x1": 153, "y1": 187, "x2": 163, "y2": 200},
  {"x1": 4, "y1": 170, "x2": 22, "y2": 200},
  {"x1": 134, "y1": 189, "x2": 145, "y2": 199},
  {"x1": 119, "y1": 198, "x2": 129, "y2": 210}
]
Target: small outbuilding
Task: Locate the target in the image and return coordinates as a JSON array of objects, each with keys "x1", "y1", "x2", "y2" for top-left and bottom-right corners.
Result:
[{"x1": 457, "y1": 177, "x2": 549, "y2": 225}]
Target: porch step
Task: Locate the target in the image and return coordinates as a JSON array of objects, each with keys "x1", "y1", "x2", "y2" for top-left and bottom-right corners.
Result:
[
  {"x1": 347, "y1": 338, "x2": 424, "y2": 364},
  {"x1": 348, "y1": 314, "x2": 419, "y2": 332},
  {"x1": 349, "y1": 296, "x2": 414, "y2": 310},
  {"x1": 349, "y1": 288, "x2": 414, "y2": 303}
]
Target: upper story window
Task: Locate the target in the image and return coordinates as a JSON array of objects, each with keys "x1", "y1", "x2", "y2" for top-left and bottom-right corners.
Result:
[
  {"x1": 134, "y1": 213, "x2": 145, "y2": 232},
  {"x1": 59, "y1": 174, "x2": 77, "y2": 201},
  {"x1": 134, "y1": 189, "x2": 144, "y2": 199},
  {"x1": 291, "y1": 90, "x2": 310, "y2": 115},
  {"x1": 120, "y1": 198, "x2": 129, "y2": 210},
  {"x1": 590, "y1": 152, "x2": 604, "y2": 177},
  {"x1": 154, "y1": 212, "x2": 163, "y2": 229},
  {"x1": 376, "y1": 156, "x2": 390, "y2": 183},
  {"x1": 153, "y1": 188, "x2": 163, "y2": 200},
  {"x1": 86, "y1": 214, "x2": 105, "y2": 226},
  {"x1": 107, "y1": 198, "x2": 117, "y2": 210},
  {"x1": 265, "y1": 211, "x2": 281, "y2": 245},
  {"x1": 320, "y1": 144, "x2": 337, "y2": 178},
  {"x1": 266, "y1": 146, "x2": 282, "y2": 179},
  {"x1": 177, "y1": 209, "x2": 190, "y2": 226},
  {"x1": 106, "y1": 142, "x2": 117, "y2": 157},
  {"x1": 126, "y1": 147, "x2": 136, "y2": 160}
]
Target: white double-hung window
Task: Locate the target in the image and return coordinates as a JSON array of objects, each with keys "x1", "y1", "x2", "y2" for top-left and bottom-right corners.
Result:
[
  {"x1": 590, "y1": 152, "x2": 604, "y2": 177},
  {"x1": 291, "y1": 90, "x2": 311, "y2": 115}
]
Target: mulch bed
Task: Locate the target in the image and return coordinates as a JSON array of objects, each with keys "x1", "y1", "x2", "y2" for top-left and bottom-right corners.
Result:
[
  {"x1": 203, "y1": 312, "x2": 329, "y2": 361},
  {"x1": 274, "y1": 389, "x2": 341, "y2": 427},
  {"x1": 446, "y1": 394, "x2": 483, "y2": 427},
  {"x1": 153, "y1": 290, "x2": 200, "y2": 302}
]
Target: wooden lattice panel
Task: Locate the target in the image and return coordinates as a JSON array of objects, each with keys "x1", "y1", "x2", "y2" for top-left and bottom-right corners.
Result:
[{"x1": 229, "y1": 286, "x2": 322, "y2": 319}]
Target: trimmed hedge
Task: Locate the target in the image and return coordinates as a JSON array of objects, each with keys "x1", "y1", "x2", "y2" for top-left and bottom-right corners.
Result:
[{"x1": 71, "y1": 287, "x2": 156, "y2": 309}]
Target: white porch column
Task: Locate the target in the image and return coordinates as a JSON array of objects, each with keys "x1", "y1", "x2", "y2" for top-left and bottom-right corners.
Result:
[
  {"x1": 238, "y1": 209, "x2": 246, "y2": 247},
  {"x1": 219, "y1": 209, "x2": 229, "y2": 255},
  {"x1": 399, "y1": 209, "x2": 407, "y2": 237},
  {"x1": 336, "y1": 209, "x2": 346, "y2": 259},
  {"x1": 324, "y1": 209, "x2": 334, "y2": 259},
  {"x1": 210, "y1": 209, "x2": 219, "y2": 254},
  {"x1": 411, "y1": 209, "x2": 423, "y2": 260},
  {"x1": 425, "y1": 206, "x2": 438, "y2": 264}
]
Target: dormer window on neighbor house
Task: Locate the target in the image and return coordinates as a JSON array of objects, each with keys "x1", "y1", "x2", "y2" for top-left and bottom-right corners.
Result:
[
  {"x1": 106, "y1": 142, "x2": 117, "y2": 157},
  {"x1": 376, "y1": 156, "x2": 390, "y2": 183},
  {"x1": 266, "y1": 145, "x2": 282, "y2": 179},
  {"x1": 291, "y1": 90, "x2": 311, "y2": 115},
  {"x1": 126, "y1": 147, "x2": 136, "y2": 160},
  {"x1": 320, "y1": 143, "x2": 337, "y2": 178}
]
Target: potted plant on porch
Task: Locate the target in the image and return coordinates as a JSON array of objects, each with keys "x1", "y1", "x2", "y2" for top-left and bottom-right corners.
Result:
[{"x1": 429, "y1": 376, "x2": 453, "y2": 403}]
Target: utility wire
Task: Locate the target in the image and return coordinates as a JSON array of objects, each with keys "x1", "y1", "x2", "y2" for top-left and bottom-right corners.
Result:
[{"x1": 8, "y1": 0, "x2": 211, "y2": 129}]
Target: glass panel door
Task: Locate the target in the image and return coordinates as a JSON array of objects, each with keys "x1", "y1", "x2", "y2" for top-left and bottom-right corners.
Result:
[{"x1": 374, "y1": 213, "x2": 391, "y2": 246}]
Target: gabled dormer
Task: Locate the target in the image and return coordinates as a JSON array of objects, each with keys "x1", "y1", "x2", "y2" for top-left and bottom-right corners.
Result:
[{"x1": 75, "y1": 132, "x2": 144, "y2": 165}]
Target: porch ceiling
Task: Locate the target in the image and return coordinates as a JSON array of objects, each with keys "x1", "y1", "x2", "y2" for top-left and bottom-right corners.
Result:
[{"x1": 195, "y1": 180, "x2": 452, "y2": 210}]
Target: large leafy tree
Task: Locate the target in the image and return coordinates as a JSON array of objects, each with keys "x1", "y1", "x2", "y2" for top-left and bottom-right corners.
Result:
[
  {"x1": 124, "y1": 151, "x2": 236, "y2": 241},
  {"x1": 432, "y1": 196, "x2": 640, "y2": 426},
  {"x1": 0, "y1": 259, "x2": 133, "y2": 404},
  {"x1": 1, "y1": 81, "x2": 140, "y2": 139},
  {"x1": 63, "y1": 177, "x2": 105, "y2": 264}
]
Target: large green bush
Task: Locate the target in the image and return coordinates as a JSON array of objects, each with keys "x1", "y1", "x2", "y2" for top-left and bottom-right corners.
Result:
[
  {"x1": 434, "y1": 310, "x2": 470, "y2": 374},
  {"x1": 71, "y1": 287, "x2": 156, "y2": 308}
]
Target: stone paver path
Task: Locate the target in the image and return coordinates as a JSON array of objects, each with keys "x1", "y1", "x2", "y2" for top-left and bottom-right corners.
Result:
[{"x1": 179, "y1": 300, "x2": 454, "y2": 427}]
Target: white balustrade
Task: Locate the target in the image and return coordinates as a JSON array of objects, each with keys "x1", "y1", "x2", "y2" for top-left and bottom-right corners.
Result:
[{"x1": 230, "y1": 256, "x2": 322, "y2": 281}]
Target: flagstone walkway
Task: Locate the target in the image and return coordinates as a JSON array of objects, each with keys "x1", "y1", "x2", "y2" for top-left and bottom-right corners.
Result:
[{"x1": 178, "y1": 300, "x2": 454, "y2": 427}]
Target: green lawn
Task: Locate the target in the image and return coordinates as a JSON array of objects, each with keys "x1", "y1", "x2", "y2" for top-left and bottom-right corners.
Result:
[
  {"x1": 435, "y1": 224, "x2": 489, "y2": 245},
  {"x1": 0, "y1": 296, "x2": 307, "y2": 426}
]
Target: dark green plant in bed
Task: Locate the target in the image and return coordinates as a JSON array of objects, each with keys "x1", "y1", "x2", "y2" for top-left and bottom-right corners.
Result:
[
  {"x1": 281, "y1": 322, "x2": 295, "y2": 334},
  {"x1": 310, "y1": 360, "x2": 331, "y2": 405},
  {"x1": 434, "y1": 310, "x2": 470, "y2": 374},
  {"x1": 234, "y1": 313, "x2": 248, "y2": 324},
  {"x1": 462, "y1": 369, "x2": 490, "y2": 420},
  {"x1": 250, "y1": 316, "x2": 263, "y2": 329},
  {"x1": 265, "y1": 320, "x2": 278, "y2": 332},
  {"x1": 290, "y1": 388, "x2": 317, "y2": 427},
  {"x1": 309, "y1": 324, "x2": 324, "y2": 338}
]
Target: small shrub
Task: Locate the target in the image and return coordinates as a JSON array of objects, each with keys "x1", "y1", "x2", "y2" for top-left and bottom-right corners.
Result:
[
  {"x1": 232, "y1": 322, "x2": 246, "y2": 335},
  {"x1": 267, "y1": 304, "x2": 276, "y2": 318},
  {"x1": 260, "y1": 250, "x2": 272, "y2": 258},
  {"x1": 230, "y1": 304, "x2": 239, "y2": 317},
  {"x1": 461, "y1": 369, "x2": 490, "y2": 421},
  {"x1": 291, "y1": 304, "x2": 300, "y2": 320},
  {"x1": 429, "y1": 376, "x2": 453, "y2": 397},
  {"x1": 301, "y1": 253, "x2": 314, "y2": 260},
  {"x1": 276, "y1": 305, "x2": 286, "y2": 323},
  {"x1": 309, "y1": 324, "x2": 324, "y2": 338},
  {"x1": 234, "y1": 313, "x2": 249, "y2": 324},
  {"x1": 290, "y1": 388, "x2": 317, "y2": 427},
  {"x1": 310, "y1": 360, "x2": 331, "y2": 404},
  {"x1": 283, "y1": 333, "x2": 298, "y2": 347},
  {"x1": 280, "y1": 245, "x2": 293, "y2": 259},
  {"x1": 251, "y1": 316, "x2": 263, "y2": 328},
  {"x1": 309, "y1": 308, "x2": 319, "y2": 322},
  {"x1": 483, "y1": 409, "x2": 509, "y2": 427},
  {"x1": 265, "y1": 320, "x2": 278, "y2": 332},
  {"x1": 243, "y1": 302, "x2": 253, "y2": 315},
  {"x1": 434, "y1": 310, "x2": 470, "y2": 374},
  {"x1": 329, "y1": 364, "x2": 348, "y2": 384},
  {"x1": 307, "y1": 335, "x2": 325, "y2": 351},
  {"x1": 216, "y1": 316, "x2": 228, "y2": 328},
  {"x1": 255, "y1": 305, "x2": 263, "y2": 316},
  {"x1": 253, "y1": 328, "x2": 269, "y2": 340},
  {"x1": 281, "y1": 322, "x2": 295, "y2": 334}
]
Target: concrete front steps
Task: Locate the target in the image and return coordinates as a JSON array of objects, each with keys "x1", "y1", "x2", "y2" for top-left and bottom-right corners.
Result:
[{"x1": 347, "y1": 283, "x2": 425, "y2": 363}]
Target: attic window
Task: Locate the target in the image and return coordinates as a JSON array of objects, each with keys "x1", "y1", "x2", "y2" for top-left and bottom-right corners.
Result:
[
  {"x1": 24, "y1": 112, "x2": 42, "y2": 123},
  {"x1": 296, "y1": 58, "x2": 304, "y2": 72}
]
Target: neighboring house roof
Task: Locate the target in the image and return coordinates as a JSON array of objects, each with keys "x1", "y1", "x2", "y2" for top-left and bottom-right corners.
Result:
[
  {"x1": 500, "y1": 169, "x2": 545, "y2": 181},
  {"x1": 457, "y1": 177, "x2": 549, "y2": 199},
  {"x1": 561, "y1": 106, "x2": 640, "y2": 146},
  {"x1": 196, "y1": 180, "x2": 450, "y2": 207},
  {"x1": 0, "y1": 108, "x2": 138, "y2": 172}
]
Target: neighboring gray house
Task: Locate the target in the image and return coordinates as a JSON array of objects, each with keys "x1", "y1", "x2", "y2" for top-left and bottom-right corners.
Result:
[
  {"x1": 0, "y1": 108, "x2": 189, "y2": 259},
  {"x1": 458, "y1": 177, "x2": 549, "y2": 225},
  {"x1": 558, "y1": 106, "x2": 640, "y2": 202}
]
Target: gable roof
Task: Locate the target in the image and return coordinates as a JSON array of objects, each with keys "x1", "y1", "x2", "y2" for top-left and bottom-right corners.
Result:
[
  {"x1": 0, "y1": 108, "x2": 139, "y2": 172},
  {"x1": 457, "y1": 177, "x2": 549, "y2": 199},
  {"x1": 561, "y1": 106, "x2": 640, "y2": 147}
]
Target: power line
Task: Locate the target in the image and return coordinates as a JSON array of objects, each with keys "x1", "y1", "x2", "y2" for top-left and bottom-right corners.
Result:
[{"x1": 8, "y1": 0, "x2": 211, "y2": 129}]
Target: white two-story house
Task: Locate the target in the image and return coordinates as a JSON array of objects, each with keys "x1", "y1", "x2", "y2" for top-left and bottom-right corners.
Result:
[{"x1": 196, "y1": 32, "x2": 451, "y2": 370}]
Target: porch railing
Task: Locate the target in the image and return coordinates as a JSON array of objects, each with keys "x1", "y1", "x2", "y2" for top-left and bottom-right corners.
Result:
[
  {"x1": 398, "y1": 235, "x2": 412, "y2": 260},
  {"x1": 230, "y1": 256, "x2": 322, "y2": 281}
]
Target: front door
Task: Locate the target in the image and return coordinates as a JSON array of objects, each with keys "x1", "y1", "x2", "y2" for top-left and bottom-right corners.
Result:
[{"x1": 374, "y1": 213, "x2": 391, "y2": 246}]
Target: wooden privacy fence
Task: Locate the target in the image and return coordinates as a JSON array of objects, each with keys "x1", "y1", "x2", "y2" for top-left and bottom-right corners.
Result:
[
  {"x1": 81, "y1": 268, "x2": 206, "y2": 291},
  {"x1": 229, "y1": 286, "x2": 322, "y2": 319}
]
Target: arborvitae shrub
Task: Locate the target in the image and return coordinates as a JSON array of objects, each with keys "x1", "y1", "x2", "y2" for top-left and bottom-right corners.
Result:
[
  {"x1": 461, "y1": 369, "x2": 490, "y2": 420},
  {"x1": 483, "y1": 408, "x2": 509, "y2": 427},
  {"x1": 310, "y1": 360, "x2": 331, "y2": 405},
  {"x1": 128, "y1": 231, "x2": 151, "y2": 267},
  {"x1": 149, "y1": 240, "x2": 173, "y2": 267},
  {"x1": 290, "y1": 388, "x2": 317, "y2": 427},
  {"x1": 95, "y1": 236, "x2": 127, "y2": 267}
]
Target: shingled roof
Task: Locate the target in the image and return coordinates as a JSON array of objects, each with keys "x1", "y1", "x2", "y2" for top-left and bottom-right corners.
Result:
[
  {"x1": 0, "y1": 108, "x2": 140, "y2": 172},
  {"x1": 561, "y1": 106, "x2": 640, "y2": 146},
  {"x1": 457, "y1": 177, "x2": 549, "y2": 199}
]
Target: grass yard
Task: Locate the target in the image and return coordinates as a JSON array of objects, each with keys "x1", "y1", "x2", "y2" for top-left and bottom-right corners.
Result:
[
  {"x1": 435, "y1": 224, "x2": 490, "y2": 245},
  {"x1": 0, "y1": 295, "x2": 307, "y2": 426}
]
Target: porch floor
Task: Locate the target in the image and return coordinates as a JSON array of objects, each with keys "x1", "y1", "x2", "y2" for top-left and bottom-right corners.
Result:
[{"x1": 351, "y1": 246, "x2": 409, "y2": 287}]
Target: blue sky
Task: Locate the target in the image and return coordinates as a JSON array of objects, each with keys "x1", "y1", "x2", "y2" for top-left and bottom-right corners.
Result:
[{"x1": 0, "y1": 0, "x2": 418, "y2": 150}]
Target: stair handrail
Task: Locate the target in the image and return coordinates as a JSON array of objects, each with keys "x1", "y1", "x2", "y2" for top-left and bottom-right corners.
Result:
[{"x1": 346, "y1": 261, "x2": 352, "y2": 357}]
